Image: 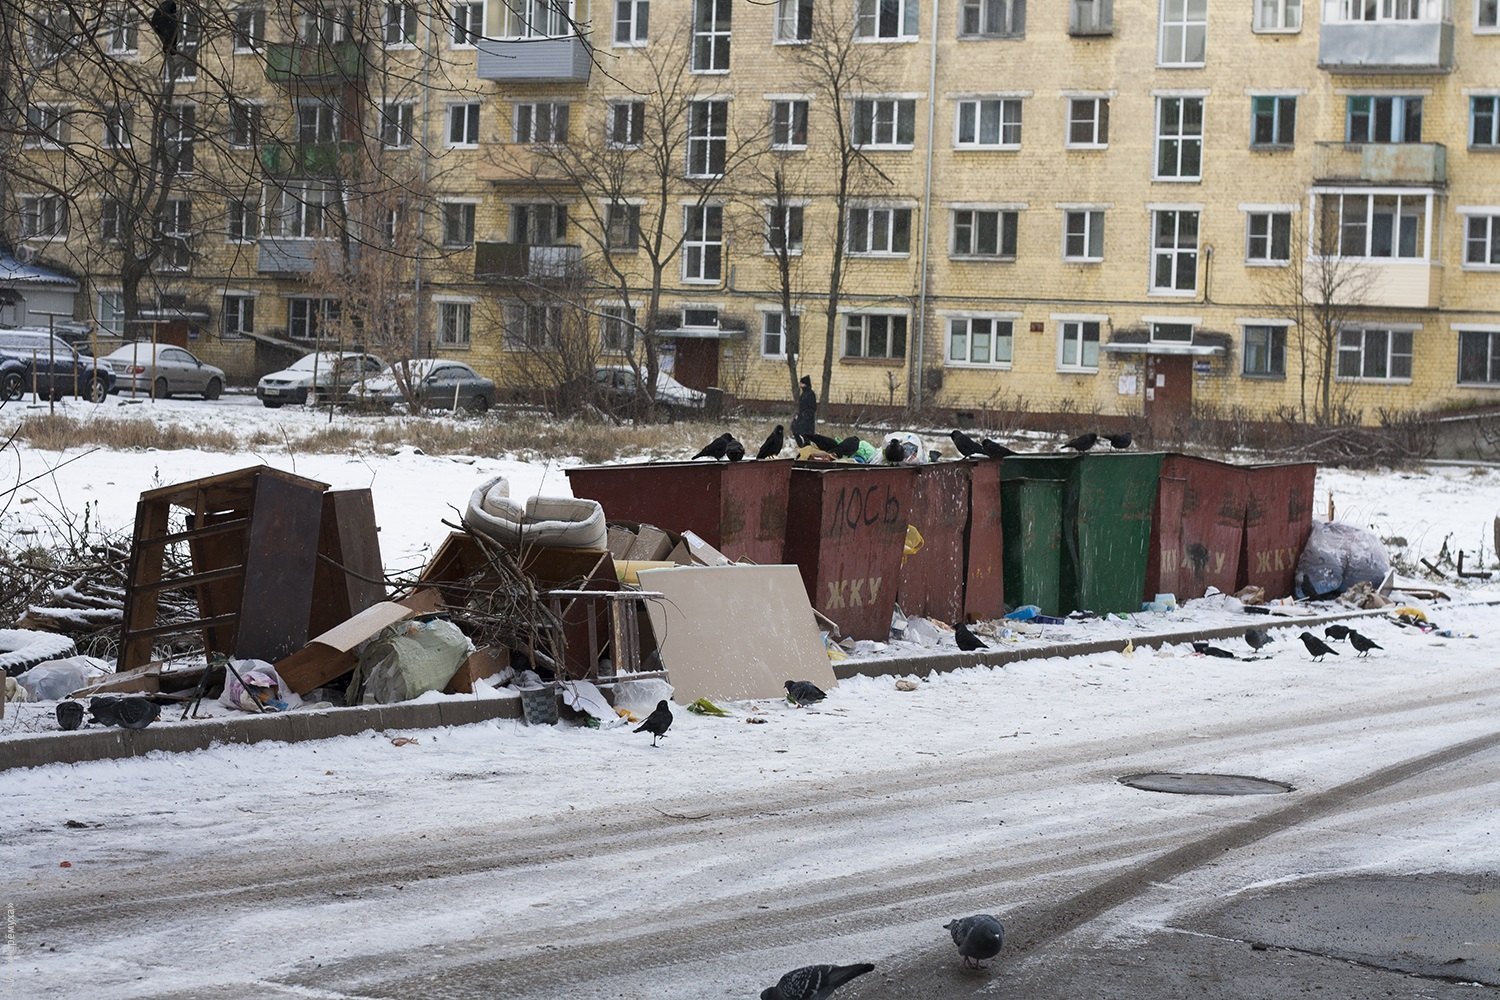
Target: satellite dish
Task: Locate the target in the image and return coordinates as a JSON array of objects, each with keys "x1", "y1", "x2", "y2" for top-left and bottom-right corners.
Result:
[{"x1": 14, "y1": 244, "x2": 36, "y2": 264}]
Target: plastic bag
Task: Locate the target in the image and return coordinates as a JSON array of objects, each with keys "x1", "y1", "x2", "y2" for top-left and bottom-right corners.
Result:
[
  {"x1": 15, "y1": 656, "x2": 110, "y2": 701},
  {"x1": 219, "y1": 659, "x2": 294, "y2": 713},
  {"x1": 355, "y1": 618, "x2": 473, "y2": 704},
  {"x1": 1295, "y1": 520, "x2": 1392, "y2": 598}
]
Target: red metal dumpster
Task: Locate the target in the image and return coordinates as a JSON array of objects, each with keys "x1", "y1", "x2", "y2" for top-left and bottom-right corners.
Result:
[
  {"x1": 1147, "y1": 455, "x2": 1251, "y2": 601},
  {"x1": 1242, "y1": 462, "x2": 1318, "y2": 599},
  {"x1": 898, "y1": 462, "x2": 970, "y2": 623},
  {"x1": 566, "y1": 460, "x2": 791, "y2": 565},
  {"x1": 784, "y1": 464, "x2": 915, "y2": 641},
  {"x1": 964, "y1": 460, "x2": 1006, "y2": 619}
]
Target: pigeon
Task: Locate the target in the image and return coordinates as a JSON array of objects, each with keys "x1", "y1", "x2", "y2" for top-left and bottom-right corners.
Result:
[
  {"x1": 1299, "y1": 631, "x2": 1339, "y2": 661},
  {"x1": 831, "y1": 436, "x2": 860, "y2": 459},
  {"x1": 785, "y1": 680, "x2": 826, "y2": 707},
  {"x1": 806, "y1": 432, "x2": 841, "y2": 453},
  {"x1": 945, "y1": 913, "x2": 1005, "y2": 969},
  {"x1": 149, "y1": 0, "x2": 178, "y2": 54},
  {"x1": 761, "y1": 963, "x2": 875, "y2": 1000},
  {"x1": 1192, "y1": 641, "x2": 1237, "y2": 658},
  {"x1": 1244, "y1": 628, "x2": 1273, "y2": 652},
  {"x1": 1061, "y1": 432, "x2": 1098, "y2": 452},
  {"x1": 633, "y1": 699, "x2": 673, "y2": 746},
  {"x1": 692, "y1": 433, "x2": 732, "y2": 460},
  {"x1": 1324, "y1": 623, "x2": 1352, "y2": 642},
  {"x1": 950, "y1": 429, "x2": 984, "y2": 458},
  {"x1": 757, "y1": 425, "x2": 785, "y2": 460},
  {"x1": 882, "y1": 438, "x2": 906, "y2": 464},
  {"x1": 980, "y1": 438, "x2": 1016, "y2": 459},
  {"x1": 1106, "y1": 432, "x2": 1133, "y2": 449},
  {"x1": 955, "y1": 622, "x2": 988, "y2": 651},
  {"x1": 1348, "y1": 630, "x2": 1382, "y2": 657},
  {"x1": 725, "y1": 436, "x2": 746, "y2": 462}
]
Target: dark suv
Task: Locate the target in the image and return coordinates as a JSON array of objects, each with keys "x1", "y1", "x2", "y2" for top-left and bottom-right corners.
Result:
[{"x1": 0, "y1": 328, "x2": 115, "y2": 403}]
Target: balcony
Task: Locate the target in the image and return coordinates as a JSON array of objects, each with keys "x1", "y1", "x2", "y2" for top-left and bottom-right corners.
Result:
[
  {"x1": 1304, "y1": 258, "x2": 1440, "y2": 309},
  {"x1": 475, "y1": 37, "x2": 592, "y2": 82},
  {"x1": 260, "y1": 142, "x2": 359, "y2": 177},
  {"x1": 258, "y1": 239, "x2": 318, "y2": 274},
  {"x1": 1318, "y1": 17, "x2": 1453, "y2": 73},
  {"x1": 264, "y1": 40, "x2": 366, "y2": 84},
  {"x1": 1313, "y1": 141, "x2": 1446, "y2": 185},
  {"x1": 475, "y1": 242, "x2": 583, "y2": 280}
]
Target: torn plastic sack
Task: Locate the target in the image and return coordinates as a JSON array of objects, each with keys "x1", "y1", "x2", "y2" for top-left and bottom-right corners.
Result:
[
  {"x1": 351, "y1": 618, "x2": 473, "y2": 704},
  {"x1": 219, "y1": 659, "x2": 293, "y2": 713},
  {"x1": 14, "y1": 656, "x2": 111, "y2": 701},
  {"x1": 1295, "y1": 521, "x2": 1391, "y2": 598}
]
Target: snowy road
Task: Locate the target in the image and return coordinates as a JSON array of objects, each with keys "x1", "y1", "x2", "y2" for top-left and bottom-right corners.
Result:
[{"x1": 5, "y1": 606, "x2": 1500, "y2": 998}]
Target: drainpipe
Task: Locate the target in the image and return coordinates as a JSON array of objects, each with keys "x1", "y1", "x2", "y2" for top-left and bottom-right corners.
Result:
[
  {"x1": 914, "y1": 0, "x2": 941, "y2": 411},
  {"x1": 413, "y1": 10, "x2": 434, "y2": 359}
]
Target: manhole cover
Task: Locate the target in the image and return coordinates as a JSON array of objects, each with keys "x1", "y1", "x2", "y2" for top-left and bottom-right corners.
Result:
[{"x1": 1119, "y1": 772, "x2": 1294, "y2": 796}]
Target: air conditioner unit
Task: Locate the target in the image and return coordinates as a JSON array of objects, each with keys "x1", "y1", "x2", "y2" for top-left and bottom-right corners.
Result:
[{"x1": 14, "y1": 244, "x2": 37, "y2": 264}]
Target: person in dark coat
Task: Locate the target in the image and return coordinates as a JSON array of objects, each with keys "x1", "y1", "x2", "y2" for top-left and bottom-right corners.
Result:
[{"x1": 792, "y1": 375, "x2": 817, "y2": 440}]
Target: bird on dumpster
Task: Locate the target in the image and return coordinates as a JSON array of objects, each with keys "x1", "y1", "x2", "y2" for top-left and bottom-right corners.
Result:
[
  {"x1": 1061, "y1": 431, "x2": 1098, "y2": 452},
  {"x1": 955, "y1": 622, "x2": 989, "y2": 652},
  {"x1": 725, "y1": 435, "x2": 746, "y2": 462},
  {"x1": 807, "y1": 431, "x2": 841, "y2": 453},
  {"x1": 1348, "y1": 630, "x2": 1383, "y2": 657},
  {"x1": 950, "y1": 429, "x2": 984, "y2": 458},
  {"x1": 1192, "y1": 641, "x2": 1237, "y2": 658},
  {"x1": 1106, "y1": 432, "x2": 1133, "y2": 449},
  {"x1": 785, "y1": 680, "x2": 826, "y2": 707},
  {"x1": 944, "y1": 913, "x2": 1004, "y2": 969},
  {"x1": 980, "y1": 438, "x2": 1016, "y2": 459},
  {"x1": 831, "y1": 436, "x2": 861, "y2": 459},
  {"x1": 149, "y1": 0, "x2": 178, "y2": 54},
  {"x1": 761, "y1": 963, "x2": 875, "y2": 1000},
  {"x1": 757, "y1": 424, "x2": 785, "y2": 460},
  {"x1": 882, "y1": 438, "x2": 906, "y2": 464},
  {"x1": 634, "y1": 699, "x2": 673, "y2": 746},
  {"x1": 1244, "y1": 628, "x2": 1273, "y2": 653},
  {"x1": 692, "y1": 433, "x2": 733, "y2": 460},
  {"x1": 1299, "y1": 631, "x2": 1339, "y2": 662},
  {"x1": 1324, "y1": 623, "x2": 1352, "y2": 642}
]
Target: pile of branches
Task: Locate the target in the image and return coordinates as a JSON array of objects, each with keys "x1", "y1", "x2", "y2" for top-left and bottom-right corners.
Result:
[{"x1": 1272, "y1": 417, "x2": 1436, "y2": 467}]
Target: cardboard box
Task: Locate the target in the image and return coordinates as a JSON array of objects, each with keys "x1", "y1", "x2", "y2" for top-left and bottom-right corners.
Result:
[
  {"x1": 626, "y1": 523, "x2": 676, "y2": 562},
  {"x1": 275, "y1": 601, "x2": 420, "y2": 695},
  {"x1": 668, "y1": 529, "x2": 733, "y2": 567}
]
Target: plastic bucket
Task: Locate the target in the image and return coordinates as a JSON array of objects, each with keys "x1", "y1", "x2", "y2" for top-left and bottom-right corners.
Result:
[{"x1": 519, "y1": 685, "x2": 559, "y2": 726}]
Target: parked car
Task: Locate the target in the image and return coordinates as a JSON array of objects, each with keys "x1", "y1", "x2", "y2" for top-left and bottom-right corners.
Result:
[
  {"x1": 0, "y1": 328, "x2": 116, "y2": 402},
  {"x1": 257, "y1": 351, "x2": 386, "y2": 407},
  {"x1": 98, "y1": 343, "x2": 226, "y2": 399},
  {"x1": 593, "y1": 365, "x2": 707, "y2": 419},
  {"x1": 347, "y1": 359, "x2": 496, "y2": 412}
]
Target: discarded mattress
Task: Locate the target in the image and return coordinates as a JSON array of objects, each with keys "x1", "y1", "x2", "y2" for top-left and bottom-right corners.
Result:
[
  {"x1": 464, "y1": 476, "x2": 607, "y2": 550},
  {"x1": 0, "y1": 629, "x2": 78, "y2": 673}
]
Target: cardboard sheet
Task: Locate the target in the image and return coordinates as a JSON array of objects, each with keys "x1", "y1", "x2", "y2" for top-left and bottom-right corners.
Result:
[
  {"x1": 275, "y1": 600, "x2": 418, "y2": 694},
  {"x1": 638, "y1": 564, "x2": 834, "y2": 703}
]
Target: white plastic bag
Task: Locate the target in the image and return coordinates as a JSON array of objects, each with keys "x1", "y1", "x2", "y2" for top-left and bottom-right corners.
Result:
[{"x1": 1295, "y1": 521, "x2": 1392, "y2": 598}]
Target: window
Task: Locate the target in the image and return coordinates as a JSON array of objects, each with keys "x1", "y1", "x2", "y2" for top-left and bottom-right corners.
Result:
[
  {"x1": 772, "y1": 100, "x2": 809, "y2": 149},
  {"x1": 1338, "y1": 327, "x2": 1413, "y2": 381},
  {"x1": 29, "y1": 7, "x2": 73, "y2": 60},
  {"x1": 683, "y1": 205, "x2": 723, "y2": 282},
  {"x1": 762, "y1": 311, "x2": 800, "y2": 357},
  {"x1": 608, "y1": 101, "x2": 644, "y2": 147},
  {"x1": 172, "y1": 12, "x2": 201, "y2": 81},
  {"x1": 1482, "y1": 0, "x2": 1499, "y2": 28},
  {"x1": 384, "y1": 3, "x2": 417, "y2": 44},
  {"x1": 848, "y1": 206, "x2": 912, "y2": 255},
  {"x1": 1251, "y1": 96, "x2": 1296, "y2": 148},
  {"x1": 514, "y1": 102, "x2": 569, "y2": 143},
  {"x1": 232, "y1": 7, "x2": 266, "y2": 50},
  {"x1": 157, "y1": 199, "x2": 192, "y2": 271},
  {"x1": 1465, "y1": 215, "x2": 1500, "y2": 267},
  {"x1": 381, "y1": 102, "x2": 415, "y2": 148},
  {"x1": 682, "y1": 306, "x2": 720, "y2": 329},
  {"x1": 1331, "y1": 0, "x2": 1431, "y2": 21},
  {"x1": 98, "y1": 292, "x2": 125, "y2": 334},
  {"x1": 300, "y1": 7, "x2": 350, "y2": 43},
  {"x1": 1255, "y1": 0, "x2": 1301, "y2": 31},
  {"x1": 960, "y1": 0, "x2": 1024, "y2": 36},
  {"x1": 955, "y1": 98, "x2": 1022, "y2": 148},
  {"x1": 951, "y1": 209, "x2": 1017, "y2": 258},
  {"x1": 1151, "y1": 322, "x2": 1193, "y2": 343},
  {"x1": 776, "y1": 0, "x2": 813, "y2": 40},
  {"x1": 438, "y1": 302, "x2": 473, "y2": 346},
  {"x1": 510, "y1": 203, "x2": 566, "y2": 243},
  {"x1": 947, "y1": 316, "x2": 1013, "y2": 366},
  {"x1": 601, "y1": 304, "x2": 637, "y2": 353},
  {"x1": 502, "y1": 0, "x2": 572, "y2": 36},
  {"x1": 100, "y1": 198, "x2": 123, "y2": 242},
  {"x1": 692, "y1": 0, "x2": 731, "y2": 71},
  {"x1": 105, "y1": 106, "x2": 132, "y2": 149},
  {"x1": 1459, "y1": 329, "x2": 1500, "y2": 384},
  {"x1": 269, "y1": 181, "x2": 334, "y2": 238},
  {"x1": 1246, "y1": 211, "x2": 1291, "y2": 263},
  {"x1": 1316, "y1": 192, "x2": 1428, "y2": 259},
  {"x1": 1347, "y1": 96, "x2": 1422, "y2": 143},
  {"x1": 383, "y1": 205, "x2": 405, "y2": 245},
  {"x1": 686, "y1": 100, "x2": 727, "y2": 177},
  {"x1": 19, "y1": 195, "x2": 68, "y2": 239},
  {"x1": 1243, "y1": 324, "x2": 1287, "y2": 377},
  {"x1": 24, "y1": 104, "x2": 66, "y2": 147},
  {"x1": 607, "y1": 202, "x2": 640, "y2": 249},
  {"x1": 767, "y1": 204, "x2": 805, "y2": 254},
  {"x1": 448, "y1": 103, "x2": 481, "y2": 146},
  {"x1": 844, "y1": 313, "x2": 908, "y2": 360},
  {"x1": 1159, "y1": 0, "x2": 1206, "y2": 65},
  {"x1": 223, "y1": 295, "x2": 255, "y2": 338},
  {"x1": 1064, "y1": 209, "x2": 1104, "y2": 260},
  {"x1": 106, "y1": 10, "x2": 138, "y2": 54},
  {"x1": 452, "y1": 2, "x2": 484, "y2": 45},
  {"x1": 1070, "y1": 0, "x2": 1113, "y2": 33},
  {"x1": 1472, "y1": 97, "x2": 1500, "y2": 148},
  {"x1": 855, "y1": 0, "x2": 919, "y2": 38},
  {"x1": 288, "y1": 298, "x2": 340, "y2": 340},
  {"x1": 297, "y1": 102, "x2": 339, "y2": 144},
  {"x1": 1151, "y1": 209, "x2": 1200, "y2": 292},
  {"x1": 441, "y1": 203, "x2": 477, "y2": 247},
  {"x1": 853, "y1": 98, "x2": 916, "y2": 148},
  {"x1": 1058, "y1": 319, "x2": 1101, "y2": 370},
  {"x1": 227, "y1": 199, "x2": 259, "y2": 242},
  {"x1": 615, "y1": 0, "x2": 649, "y2": 44},
  {"x1": 1155, "y1": 97, "x2": 1203, "y2": 180},
  {"x1": 1067, "y1": 97, "x2": 1109, "y2": 147},
  {"x1": 505, "y1": 303, "x2": 563, "y2": 349},
  {"x1": 228, "y1": 102, "x2": 260, "y2": 147}
]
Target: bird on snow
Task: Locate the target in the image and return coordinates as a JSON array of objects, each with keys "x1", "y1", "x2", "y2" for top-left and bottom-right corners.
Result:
[
  {"x1": 725, "y1": 435, "x2": 746, "y2": 462},
  {"x1": 1105, "y1": 432, "x2": 1133, "y2": 449},
  {"x1": 980, "y1": 438, "x2": 1016, "y2": 459},
  {"x1": 1348, "y1": 630, "x2": 1383, "y2": 657},
  {"x1": 1061, "y1": 432, "x2": 1098, "y2": 452},
  {"x1": 1324, "y1": 623, "x2": 1352, "y2": 642},
  {"x1": 806, "y1": 431, "x2": 841, "y2": 453},
  {"x1": 1299, "y1": 631, "x2": 1339, "y2": 661},
  {"x1": 149, "y1": 0, "x2": 179, "y2": 54},
  {"x1": 761, "y1": 963, "x2": 875, "y2": 1000},
  {"x1": 1244, "y1": 628, "x2": 1273, "y2": 652},
  {"x1": 950, "y1": 429, "x2": 984, "y2": 458},
  {"x1": 830, "y1": 436, "x2": 861, "y2": 459},
  {"x1": 785, "y1": 680, "x2": 827, "y2": 707},
  {"x1": 955, "y1": 622, "x2": 989, "y2": 652},
  {"x1": 633, "y1": 699, "x2": 673, "y2": 746},
  {"x1": 757, "y1": 425, "x2": 785, "y2": 461},
  {"x1": 944, "y1": 913, "x2": 1004, "y2": 969},
  {"x1": 882, "y1": 438, "x2": 906, "y2": 464},
  {"x1": 1192, "y1": 641, "x2": 1237, "y2": 658},
  {"x1": 692, "y1": 433, "x2": 733, "y2": 461}
]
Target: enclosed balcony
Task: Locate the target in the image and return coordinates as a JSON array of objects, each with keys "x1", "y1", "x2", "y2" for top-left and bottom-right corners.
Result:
[
  {"x1": 475, "y1": 37, "x2": 592, "y2": 82},
  {"x1": 1313, "y1": 141, "x2": 1446, "y2": 185},
  {"x1": 258, "y1": 238, "x2": 317, "y2": 274},
  {"x1": 475, "y1": 242, "x2": 583, "y2": 280},
  {"x1": 1318, "y1": 0, "x2": 1454, "y2": 73},
  {"x1": 264, "y1": 40, "x2": 366, "y2": 84},
  {"x1": 259, "y1": 142, "x2": 359, "y2": 178}
]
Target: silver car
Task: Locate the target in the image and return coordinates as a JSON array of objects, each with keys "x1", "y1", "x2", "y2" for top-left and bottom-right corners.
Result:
[
  {"x1": 347, "y1": 359, "x2": 497, "y2": 413},
  {"x1": 99, "y1": 343, "x2": 227, "y2": 399},
  {"x1": 257, "y1": 351, "x2": 386, "y2": 407}
]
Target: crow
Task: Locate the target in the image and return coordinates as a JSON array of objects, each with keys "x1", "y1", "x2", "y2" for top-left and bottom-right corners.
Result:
[
  {"x1": 1192, "y1": 641, "x2": 1237, "y2": 658},
  {"x1": 1348, "y1": 630, "x2": 1382, "y2": 657},
  {"x1": 1324, "y1": 623, "x2": 1352, "y2": 642},
  {"x1": 950, "y1": 429, "x2": 984, "y2": 458},
  {"x1": 761, "y1": 963, "x2": 875, "y2": 1000},
  {"x1": 945, "y1": 913, "x2": 1004, "y2": 969},
  {"x1": 831, "y1": 436, "x2": 861, "y2": 458},
  {"x1": 807, "y1": 432, "x2": 841, "y2": 453},
  {"x1": 149, "y1": 0, "x2": 178, "y2": 54},
  {"x1": 785, "y1": 680, "x2": 826, "y2": 707},
  {"x1": 633, "y1": 699, "x2": 673, "y2": 747},
  {"x1": 725, "y1": 435, "x2": 746, "y2": 462},
  {"x1": 1299, "y1": 631, "x2": 1339, "y2": 661},
  {"x1": 882, "y1": 438, "x2": 906, "y2": 464},
  {"x1": 757, "y1": 424, "x2": 785, "y2": 461},
  {"x1": 955, "y1": 622, "x2": 988, "y2": 652},
  {"x1": 1106, "y1": 432, "x2": 1133, "y2": 449},
  {"x1": 692, "y1": 433, "x2": 732, "y2": 460},
  {"x1": 1244, "y1": 628, "x2": 1273, "y2": 652},
  {"x1": 980, "y1": 437, "x2": 1016, "y2": 459},
  {"x1": 1062, "y1": 432, "x2": 1098, "y2": 452}
]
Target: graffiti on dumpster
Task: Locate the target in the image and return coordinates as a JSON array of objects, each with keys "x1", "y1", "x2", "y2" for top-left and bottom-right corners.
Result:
[
  {"x1": 1251, "y1": 545, "x2": 1299, "y2": 575},
  {"x1": 1159, "y1": 543, "x2": 1228, "y2": 577},
  {"x1": 824, "y1": 576, "x2": 883, "y2": 609},
  {"x1": 827, "y1": 484, "x2": 902, "y2": 538}
]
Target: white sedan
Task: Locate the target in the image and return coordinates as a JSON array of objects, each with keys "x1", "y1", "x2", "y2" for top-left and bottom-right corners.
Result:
[
  {"x1": 257, "y1": 351, "x2": 386, "y2": 407},
  {"x1": 99, "y1": 343, "x2": 227, "y2": 400}
]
